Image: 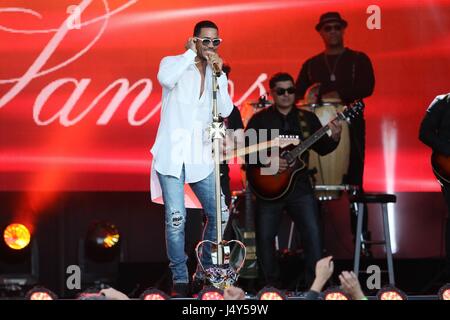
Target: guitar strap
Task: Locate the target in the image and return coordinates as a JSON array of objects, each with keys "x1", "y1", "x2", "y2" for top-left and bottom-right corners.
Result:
[{"x1": 297, "y1": 110, "x2": 311, "y2": 162}]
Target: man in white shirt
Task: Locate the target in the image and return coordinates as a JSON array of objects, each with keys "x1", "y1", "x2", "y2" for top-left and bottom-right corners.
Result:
[{"x1": 150, "y1": 20, "x2": 233, "y2": 297}]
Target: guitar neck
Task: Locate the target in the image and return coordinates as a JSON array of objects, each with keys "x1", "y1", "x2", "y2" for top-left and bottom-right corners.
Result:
[
  {"x1": 222, "y1": 138, "x2": 279, "y2": 162},
  {"x1": 289, "y1": 103, "x2": 361, "y2": 158},
  {"x1": 222, "y1": 126, "x2": 329, "y2": 162},
  {"x1": 222, "y1": 116, "x2": 342, "y2": 162},
  {"x1": 224, "y1": 101, "x2": 361, "y2": 163},
  {"x1": 289, "y1": 124, "x2": 331, "y2": 159}
]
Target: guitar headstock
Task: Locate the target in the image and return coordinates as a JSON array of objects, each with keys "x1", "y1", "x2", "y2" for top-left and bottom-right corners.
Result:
[
  {"x1": 276, "y1": 135, "x2": 300, "y2": 148},
  {"x1": 338, "y1": 100, "x2": 365, "y2": 123}
]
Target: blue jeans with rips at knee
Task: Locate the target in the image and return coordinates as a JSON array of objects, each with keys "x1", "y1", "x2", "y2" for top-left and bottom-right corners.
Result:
[{"x1": 157, "y1": 166, "x2": 219, "y2": 284}]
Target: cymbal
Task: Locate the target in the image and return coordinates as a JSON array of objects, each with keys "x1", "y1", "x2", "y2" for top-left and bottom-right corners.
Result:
[
  {"x1": 296, "y1": 98, "x2": 343, "y2": 109},
  {"x1": 248, "y1": 100, "x2": 273, "y2": 107}
]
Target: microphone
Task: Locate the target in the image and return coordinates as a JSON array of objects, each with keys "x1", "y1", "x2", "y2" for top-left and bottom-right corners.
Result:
[
  {"x1": 211, "y1": 62, "x2": 222, "y2": 77},
  {"x1": 205, "y1": 52, "x2": 222, "y2": 76}
]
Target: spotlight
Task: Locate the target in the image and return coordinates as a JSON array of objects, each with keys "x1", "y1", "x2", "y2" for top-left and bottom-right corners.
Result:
[
  {"x1": 376, "y1": 285, "x2": 407, "y2": 300},
  {"x1": 25, "y1": 286, "x2": 58, "y2": 300},
  {"x1": 140, "y1": 288, "x2": 169, "y2": 300},
  {"x1": 256, "y1": 287, "x2": 287, "y2": 300},
  {"x1": 323, "y1": 287, "x2": 351, "y2": 300},
  {"x1": 198, "y1": 287, "x2": 224, "y2": 300},
  {"x1": 3, "y1": 223, "x2": 31, "y2": 250},
  {"x1": 438, "y1": 283, "x2": 450, "y2": 300},
  {"x1": 84, "y1": 221, "x2": 121, "y2": 263},
  {"x1": 85, "y1": 221, "x2": 120, "y2": 250},
  {"x1": 79, "y1": 221, "x2": 122, "y2": 289},
  {"x1": 0, "y1": 223, "x2": 38, "y2": 290}
]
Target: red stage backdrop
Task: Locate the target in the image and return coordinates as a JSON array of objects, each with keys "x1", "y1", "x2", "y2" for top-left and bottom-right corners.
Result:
[{"x1": 1, "y1": 0, "x2": 450, "y2": 194}]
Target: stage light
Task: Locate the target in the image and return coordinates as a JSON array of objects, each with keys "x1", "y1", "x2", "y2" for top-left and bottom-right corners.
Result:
[
  {"x1": 438, "y1": 283, "x2": 450, "y2": 300},
  {"x1": 198, "y1": 287, "x2": 225, "y2": 300},
  {"x1": 84, "y1": 221, "x2": 121, "y2": 264},
  {"x1": 25, "y1": 287, "x2": 58, "y2": 300},
  {"x1": 0, "y1": 224, "x2": 39, "y2": 290},
  {"x1": 256, "y1": 287, "x2": 287, "y2": 300},
  {"x1": 3, "y1": 223, "x2": 31, "y2": 250},
  {"x1": 86, "y1": 221, "x2": 120, "y2": 250},
  {"x1": 323, "y1": 287, "x2": 351, "y2": 300},
  {"x1": 79, "y1": 221, "x2": 122, "y2": 289},
  {"x1": 140, "y1": 288, "x2": 169, "y2": 300},
  {"x1": 376, "y1": 286, "x2": 407, "y2": 300}
]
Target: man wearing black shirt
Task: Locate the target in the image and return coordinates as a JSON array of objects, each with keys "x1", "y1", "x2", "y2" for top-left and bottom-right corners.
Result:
[
  {"x1": 419, "y1": 94, "x2": 450, "y2": 278},
  {"x1": 295, "y1": 12, "x2": 375, "y2": 105},
  {"x1": 246, "y1": 73, "x2": 342, "y2": 288},
  {"x1": 221, "y1": 64, "x2": 245, "y2": 206},
  {"x1": 295, "y1": 12, "x2": 375, "y2": 247}
]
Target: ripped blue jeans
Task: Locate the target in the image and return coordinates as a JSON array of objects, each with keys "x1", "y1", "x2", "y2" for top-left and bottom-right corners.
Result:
[{"x1": 157, "y1": 167, "x2": 228, "y2": 284}]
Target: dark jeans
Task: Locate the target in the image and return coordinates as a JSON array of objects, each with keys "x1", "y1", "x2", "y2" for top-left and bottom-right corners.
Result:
[
  {"x1": 255, "y1": 185, "x2": 322, "y2": 288},
  {"x1": 346, "y1": 115, "x2": 365, "y2": 189},
  {"x1": 346, "y1": 116, "x2": 369, "y2": 238}
]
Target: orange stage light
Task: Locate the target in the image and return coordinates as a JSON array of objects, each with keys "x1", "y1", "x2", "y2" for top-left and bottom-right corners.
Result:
[{"x1": 3, "y1": 223, "x2": 31, "y2": 250}]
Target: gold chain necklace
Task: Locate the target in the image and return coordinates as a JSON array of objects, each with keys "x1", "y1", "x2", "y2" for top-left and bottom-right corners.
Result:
[{"x1": 323, "y1": 50, "x2": 345, "y2": 82}]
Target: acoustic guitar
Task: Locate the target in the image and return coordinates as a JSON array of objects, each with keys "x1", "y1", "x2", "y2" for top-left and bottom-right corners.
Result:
[{"x1": 246, "y1": 101, "x2": 364, "y2": 200}]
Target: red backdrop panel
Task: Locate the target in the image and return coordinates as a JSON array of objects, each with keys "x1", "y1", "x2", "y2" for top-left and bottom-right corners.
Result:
[{"x1": 1, "y1": 0, "x2": 449, "y2": 193}]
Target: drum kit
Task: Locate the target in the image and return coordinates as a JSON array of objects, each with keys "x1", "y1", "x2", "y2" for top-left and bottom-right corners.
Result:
[{"x1": 298, "y1": 83, "x2": 353, "y2": 200}]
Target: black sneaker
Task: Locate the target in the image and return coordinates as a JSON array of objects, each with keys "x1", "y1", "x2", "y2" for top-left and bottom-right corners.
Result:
[
  {"x1": 171, "y1": 283, "x2": 189, "y2": 298},
  {"x1": 191, "y1": 277, "x2": 206, "y2": 296}
]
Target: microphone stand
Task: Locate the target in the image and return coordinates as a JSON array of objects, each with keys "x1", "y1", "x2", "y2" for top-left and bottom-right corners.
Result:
[
  {"x1": 211, "y1": 69, "x2": 225, "y2": 266},
  {"x1": 195, "y1": 67, "x2": 246, "y2": 290}
]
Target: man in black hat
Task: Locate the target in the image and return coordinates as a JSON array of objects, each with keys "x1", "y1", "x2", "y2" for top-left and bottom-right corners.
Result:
[{"x1": 295, "y1": 12, "x2": 375, "y2": 253}]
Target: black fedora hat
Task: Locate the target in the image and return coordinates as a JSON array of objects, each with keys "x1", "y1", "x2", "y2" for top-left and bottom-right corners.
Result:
[{"x1": 315, "y1": 12, "x2": 348, "y2": 31}]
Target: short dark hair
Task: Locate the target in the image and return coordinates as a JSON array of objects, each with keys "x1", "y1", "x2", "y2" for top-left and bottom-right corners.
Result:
[
  {"x1": 269, "y1": 72, "x2": 295, "y2": 89},
  {"x1": 193, "y1": 20, "x2": 219, "y2": 36}
]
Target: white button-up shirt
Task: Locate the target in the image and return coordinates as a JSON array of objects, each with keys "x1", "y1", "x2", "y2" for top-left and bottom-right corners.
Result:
[{"x1": 150, "y1": 49, "x2": 233, "y2": 207}]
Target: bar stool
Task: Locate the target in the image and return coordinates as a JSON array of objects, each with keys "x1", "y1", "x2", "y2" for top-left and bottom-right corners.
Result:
[{"x1": 350, "y1": 193, "x2": 397, "y2": 285}]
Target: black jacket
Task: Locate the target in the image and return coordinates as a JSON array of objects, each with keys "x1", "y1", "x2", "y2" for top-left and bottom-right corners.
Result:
[
  {"x1": 419, "y1": 94, "x2": 450, "y2": 156},
  {"x1": 295, "y1": 48, "x2": 375, "y2": 105},
  {"x1": 245, "y1": 106, "x2": 339, "y2": 194},
  {"x1": 245, "y1": 105, "x2": 339, "y2": 157}
]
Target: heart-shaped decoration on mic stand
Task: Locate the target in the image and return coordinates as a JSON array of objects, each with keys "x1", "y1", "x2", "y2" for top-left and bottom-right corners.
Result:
[{"x1": 195, "y1": 239, "x2": 246, "y2": 290}]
